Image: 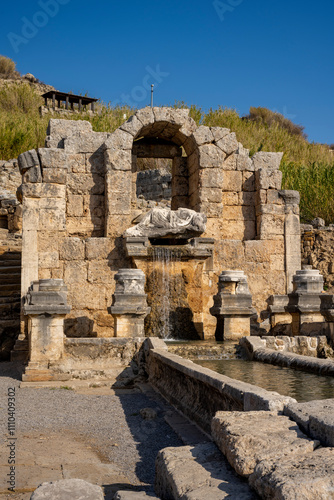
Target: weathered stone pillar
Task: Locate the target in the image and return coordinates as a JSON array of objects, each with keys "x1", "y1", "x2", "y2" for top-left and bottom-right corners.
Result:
[
  {"x1": 24, "y1": 279, "x2": 71, "y2": 365},
  {"x1": 22, "y1": 279, "x2": 71, "y2": 381},
  {"x1": 210, "y1": 271, "x2": 254, "y2": 341},
  {"x1": 282, "y1": 191, "x2": 301, "y2": 293},
  {"x1": 110, "y1": 269, "x2": 150, "y2": 337},
  {"x1": 288, "y1": 268, "x2": 326, "y2": 335}
]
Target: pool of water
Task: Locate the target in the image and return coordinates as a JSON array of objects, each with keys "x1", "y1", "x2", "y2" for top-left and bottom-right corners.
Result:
[{"x1": 194, "y1": 359, "x2": 334, "y2": 402}]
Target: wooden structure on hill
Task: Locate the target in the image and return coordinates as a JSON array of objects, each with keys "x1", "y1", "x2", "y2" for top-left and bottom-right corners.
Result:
[{"x1": 42, "y1": 90, "x2": 98, "y2": 112}]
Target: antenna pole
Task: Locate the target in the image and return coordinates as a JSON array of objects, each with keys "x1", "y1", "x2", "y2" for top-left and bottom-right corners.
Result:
[{"x1": 151, "y1": 84, "x2": 154, "y2": 107}]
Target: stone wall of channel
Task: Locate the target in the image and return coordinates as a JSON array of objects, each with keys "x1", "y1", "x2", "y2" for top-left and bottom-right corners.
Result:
[{"x1": 145, "y1": 338, "x2": 294, "y2": 433}]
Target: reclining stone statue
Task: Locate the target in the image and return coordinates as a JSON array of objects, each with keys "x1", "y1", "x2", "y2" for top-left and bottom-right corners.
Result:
[{"x1": 124, "y1": 207, "x2": 207, "y2": 238}]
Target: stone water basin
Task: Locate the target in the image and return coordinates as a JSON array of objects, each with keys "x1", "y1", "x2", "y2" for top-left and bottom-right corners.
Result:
[
  {"x1": 165, "y1": 339, "x2": 244, "y2": 359},
  {"x1": 194, "y1": 359, "x2": 334, "y2": 403},
  {"x1": 166, "y1": 340, "x2": 334, "y2": 402}
]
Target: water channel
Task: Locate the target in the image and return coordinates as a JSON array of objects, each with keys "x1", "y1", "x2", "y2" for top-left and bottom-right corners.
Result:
[
  {"x1": 166, "y1": 341, "x2": 334, "y2": 402},
  {"x1": 194, "y1": 359, "x2": 334, "y2": 402}
]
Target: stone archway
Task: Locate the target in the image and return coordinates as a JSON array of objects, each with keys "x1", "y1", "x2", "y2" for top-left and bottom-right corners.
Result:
[{"x1": 103, "y1": 107, "x2": 204, "y2": 238}]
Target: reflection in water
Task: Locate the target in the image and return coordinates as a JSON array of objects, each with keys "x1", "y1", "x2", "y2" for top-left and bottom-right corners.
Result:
[{"x1": 194, "y1": 359, "x2": 334, "y2": 402}]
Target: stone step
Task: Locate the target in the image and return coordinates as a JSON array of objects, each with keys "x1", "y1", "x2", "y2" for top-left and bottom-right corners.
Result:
[
  {"x1": 0, "y1": 318, "x2": 20, "y2": 330},
  {"x1": 0, "y1": 277, "x2": 21, "y2": 285},
  {"x1": 0, "y1": 302, "x2": 20, "y2": 314},
  {"x1": 0, "y1": 252, "x2": 21, "y2": 260},
  {"x1": 10, "y1": 338, "x2": 29, "y2": 362},
  {"x1": 0, "y1": 284, "x2": 21, "y2": 292},
  {"x1": 155, "y1": 442, "x2": 257, "y2": 499},
  {"x1": 0, "y1": 290, "x2": 21, "y2": 298},
  {"x1": 0, "y1": 244, "x2": 22, "y2": 251},
  {"x1": 0, "y1": 290, "x2": 21, "y2": 296},
  {"x1": 0, "y1": 266, "x2": 21, "y2": 272},
  {"x1": 22, "y1": 369, "x2": 71, "y2": 382},
  {"x1": 0, "y1": 293, "x2": 21, "y2": 304},
  {"x1": 0, "y1": 260, "x2": 21, "y2": 274},
  {"x1": 0, "y1": 256, "x2": 21, "y2": 264},
  {"x1": 13, "y1": 337, "x2": 28, "y2": 349},
  {"x1": 10, "y1": 350, "x2": 28, "y2": 362},
  {"x1": 212, "y1": 411, "x2": 318, "y2": 479},
  {"x1": 0, "y1": 281, "x2": 21, "y2": 288}
]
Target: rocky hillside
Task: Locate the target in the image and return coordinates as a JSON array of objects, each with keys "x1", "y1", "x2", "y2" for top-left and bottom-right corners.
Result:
[{"x1": 0, "y1": 73, "x2": 54, "y2": 94}]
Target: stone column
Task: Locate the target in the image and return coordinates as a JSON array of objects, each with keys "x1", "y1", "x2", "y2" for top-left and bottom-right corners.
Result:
[
  {"x1": 281, "y1": 190, "x2": 301, "y2": 293},
  {"x1": 23, "y1": 279, "x2": 71, "y2": 379},
  {"x1": 210, "y1": 271, "x2": 254, "y2": 341},
  {"x1": 109, "y1": 269, "x2": 150, "y2": 337}
]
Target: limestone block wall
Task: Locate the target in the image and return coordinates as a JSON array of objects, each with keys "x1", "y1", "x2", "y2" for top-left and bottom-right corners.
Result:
[
  {"x1": 19, "y1": 122, "x2": 130, "y2": 338},
  {"x1": 0, "y1": 159, "x2": 21, "y2": 194},
  {"x1": 136, "y1": 168, "x2": 171, "y2": 202},
  {"x1": 0, "y1": 159, "x2": 23, "y2": 232},
  {"x1": 301, "y1": 226, "x2": 334, "y2": 292},
  {"x1": 19, "y1": 108, "x2": 301, "y2": 339}
]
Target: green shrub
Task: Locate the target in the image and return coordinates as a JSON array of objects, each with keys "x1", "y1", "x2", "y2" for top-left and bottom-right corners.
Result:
[{"x1": 0, "y1": 56, "x2": 19, "y2": 79}]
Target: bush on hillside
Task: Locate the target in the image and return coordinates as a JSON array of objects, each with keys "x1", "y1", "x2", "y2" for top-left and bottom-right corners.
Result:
[
  {"x1": 244, "y1": 107, "x2": 306, "y2": 138},
  {"x1": 0, "y1": 56, "x2": 19, "y2": 79}
]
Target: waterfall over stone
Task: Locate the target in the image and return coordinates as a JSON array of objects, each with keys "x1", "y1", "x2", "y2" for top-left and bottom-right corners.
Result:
[{"x1": 151, "y1": 247, "x2": 182, "y2": 339}]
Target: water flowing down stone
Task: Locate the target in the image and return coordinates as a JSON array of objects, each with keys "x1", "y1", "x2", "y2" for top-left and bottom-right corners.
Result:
[{"x1": 152, "y1": 247, "x2": 182, "y2": 339}]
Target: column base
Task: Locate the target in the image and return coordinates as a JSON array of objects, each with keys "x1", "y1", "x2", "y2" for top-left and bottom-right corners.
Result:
[
  {"x1": 22, "y1": 362, "x2": 70, "y2": 382},
  {"x1": 223, "y1": 316, "x2": 251, "y2": 341},
  {"x1": 113, "y1": 315, "x2": 146, "y2": 337}
]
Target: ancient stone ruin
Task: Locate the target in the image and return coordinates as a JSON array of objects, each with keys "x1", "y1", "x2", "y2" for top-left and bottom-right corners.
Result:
[
  {"x1": 11, "y1": 106, "x2": 306, "y2": 376},
  {"x1": 2, "y1": 106, "x2": 334, "y2": 498}
]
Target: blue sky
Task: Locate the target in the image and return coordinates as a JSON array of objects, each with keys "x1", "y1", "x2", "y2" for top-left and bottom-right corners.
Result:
[{"x1": 1, "y1": 0, "x2": 333, "y2": 144}]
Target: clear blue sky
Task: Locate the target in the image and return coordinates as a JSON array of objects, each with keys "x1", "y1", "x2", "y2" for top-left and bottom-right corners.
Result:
[{"x1": 1, "y1": 0, "x2": 333, "y2": 144}]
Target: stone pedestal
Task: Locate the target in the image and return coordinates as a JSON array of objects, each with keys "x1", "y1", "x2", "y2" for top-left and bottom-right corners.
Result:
[
  {"x1": 268, "y1": 268, "x2": 333, "y2": 337},
  {"x1": 109, "y1": 269, "x2": 150, "y2": 338},
  {"x1": 210, "y1": 271, "x2": 254, "y2": 341},
  {"x1": 22, "y1": 279, "x2": 71, "y2": 381},
  {"x1": 268, "y1": 295, "x2": 292, "y2": 335},
  {"x1": 289, "y1": 269, "x2": 326, "y2": 336}
]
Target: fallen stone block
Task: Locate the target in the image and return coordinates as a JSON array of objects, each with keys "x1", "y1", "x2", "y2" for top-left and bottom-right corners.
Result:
[
  {"x1": 249, "y1": 447, "x2": 334, "y2": 500},
  {"x1": 155, "y1": 442, "x2": 257, "y2": 499},
  {"x1": 211, "y1": 411, "x2": 318, "y2": 477},
  {"x1": 284, "y1": 399, "x2": 334, "y2": 446},
  {"x1": 30, "y1": 478, "x2": 104, "y2": 500}
]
